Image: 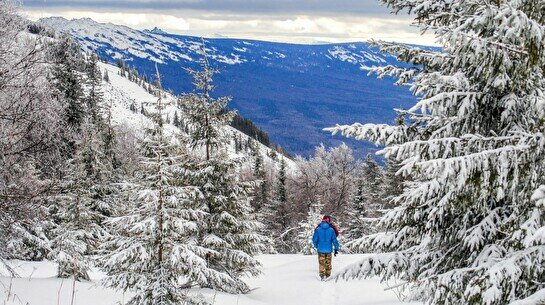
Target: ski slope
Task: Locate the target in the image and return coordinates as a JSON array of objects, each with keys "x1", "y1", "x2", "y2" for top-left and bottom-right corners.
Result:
[{"x1": 1, "y1": 255, "x2": 420, "y2": 305}]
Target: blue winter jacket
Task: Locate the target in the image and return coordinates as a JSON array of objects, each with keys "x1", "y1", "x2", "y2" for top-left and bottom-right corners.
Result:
[{"x1": 312, "y1": 222, "x2": 340, "y2": 254}]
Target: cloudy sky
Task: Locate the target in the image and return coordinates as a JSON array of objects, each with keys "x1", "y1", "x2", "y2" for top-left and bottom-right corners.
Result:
[{"x1": 22, "y1": 0, "x2": 436, "y2": 45}]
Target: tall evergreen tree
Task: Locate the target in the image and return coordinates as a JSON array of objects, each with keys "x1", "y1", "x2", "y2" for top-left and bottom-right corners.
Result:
[
  {"x1": 101, "y1": 66, "x2": 209, "y2": 305},
  {"x1": 344, "y1": 155, "x2": 383, "y2": 244},
  {"x1": 172, "y1": 111, "x2": 181, "y2": 127},
  {"x1": 381, "y1": 158, "x2": 404, "y2": 209},
  {"x1": 261, "y1": 157, "x2": 293, "y2": 252},
  {"x1": 380, "y1": 114, "x2": 407, "y2": 209},
  {"x1": 102, "y1": 98, "x2": 120, "y2": 169},
  {"x1": 103, "y1": 70, "x2": 110, "y2": 82},
  {"x1": 362, "y1": 154, "x2": 384, "y2": 216},
  {"x1": 49, "y1": 50, "x2": 118, "y2": 280},
  {"x1": 251, "y1": 142, "x2": 269, "y2": 212},
  {"x1": 50, "y1": 121, "x2": 112, "y2": 280},
  {"x1": 233, "y1": 133, "x2": 240, "y2": 153},
  {"x1": 179, "y1": 45, "x2": 267, "y2": 293},
  {"x1": 85, "y1": 53, "x2": 119, "y2": 208},
  {"x1": 277, "y1": 157, "x2": 288, "y2": 204},
  {"x1": 50, "y1": 35, "x2": 85, "y2": 134},
  {"x1": 345, "y1": 174, "x2": 368, "y2": 242},
  {"x1": 328, "y1": 1, "x2": 545, "y2": 304},
  {"x1": 85, "y1": 53, "x2": 104, "y2": 124},
  {"x1": 129, "y1": 101, "x2": 137, "y2": 113}
]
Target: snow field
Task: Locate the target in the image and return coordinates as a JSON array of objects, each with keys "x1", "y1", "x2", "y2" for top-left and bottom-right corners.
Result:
[{"x1": 1, "y1": 255, "x2": 420, "y2": 305}]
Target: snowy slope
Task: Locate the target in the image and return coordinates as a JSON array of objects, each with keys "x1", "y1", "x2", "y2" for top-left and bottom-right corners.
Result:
[
  {"x1": 38, "y1": 17, "x2": 394, "y2": 68},
  {"x1": 37, "y1": 17, "x2": 420, "y2": 157},
  {"x1": 99, "y1": 61, "x2": 296, "y2": 170},
  {"x1": 0, "y1": 255, "x2": 421, "y2": 305}
]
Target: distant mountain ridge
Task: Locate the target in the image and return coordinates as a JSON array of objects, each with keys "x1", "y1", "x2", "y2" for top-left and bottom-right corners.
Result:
[{"x1": 38, "y1": 17, "x2": 418, "y2": 157}]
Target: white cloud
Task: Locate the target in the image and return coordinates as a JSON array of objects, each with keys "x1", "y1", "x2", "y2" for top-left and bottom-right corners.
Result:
[{"x1": 274, "y1": 17, "x2": 321, "y2": 33}]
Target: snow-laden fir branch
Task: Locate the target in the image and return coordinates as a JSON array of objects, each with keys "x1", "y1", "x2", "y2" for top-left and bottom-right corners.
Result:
[{"x1": 327, "y1": 0, "x2": 545, "y2": 304}]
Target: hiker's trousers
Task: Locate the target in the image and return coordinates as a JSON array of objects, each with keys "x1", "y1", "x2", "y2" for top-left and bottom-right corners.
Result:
[{"x1": 318, "y1": 253, "x2": 332, "y2": 277}]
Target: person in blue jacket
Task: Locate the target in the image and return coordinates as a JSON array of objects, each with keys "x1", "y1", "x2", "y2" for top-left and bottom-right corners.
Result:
[{"x1": 312, "y1": 215, "x2": 340, "y2": 280}]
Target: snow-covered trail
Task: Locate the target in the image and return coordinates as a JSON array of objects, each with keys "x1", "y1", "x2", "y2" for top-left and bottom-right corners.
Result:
[
  {"x1": 217, "y1": 254, "x2": 420, "y2": 305},
  {"x1": 0, "y1": 255, "x2": 420, "y2": 305}
]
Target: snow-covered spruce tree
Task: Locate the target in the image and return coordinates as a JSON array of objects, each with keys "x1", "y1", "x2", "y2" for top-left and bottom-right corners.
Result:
[
  {"x1": 344, "y1": 174, "x2": 368, "y2": 242},
  {"x1": 361, "y1": 154, "x2": 385, "y2": 217},
  {"x1": 297, "y1": 200, "x2": 324, "y2": 255},
  {"x1": 102, "y1": 91, "x2": 121, "y2": 170},
  {"x1": 380, "y1": 115, "x2": 407, "y2": 210},
  {"x1": 327, "y1": 1, "x2": 545, "y2": 304},
  {"x1": 86, "y1": 52, "x2": 120, "y2": 194},
  {"x1": 85, "y1": 53, "x2": 104, "y2": 124},
  {"x1": 381, "y1": 158, "x2": 404, "y2": 209},
  {"x1": 180, "y1": 44, "x2": 267, "y2": 293},
  {"x1": 172, "y1": 111, "x2": 181, "y2": 127},
  {"x1": 344, "y1": 155, "x2": 383, "y2": 245},
  {"x1": 50, "y1": 55, "x2": 119, "y2": 279},
  {"x1": 276, "y1": 157, "x2": 288, "y2": 205},
  {"x1": 49, "y1": 121, "x2": 111, "y2": 280},
  {"x1": 49, "y1": 34, "x2": 85, "y2": 134},
  {"x1": 260, "y1": 157, "x2": 293, "y2": 253},
  {"x1": 101, "y1": 67, "x2": 208, "y2": 305},
  {"x1": 251, "y1": 141, "x2": 269, "y2": 213}
]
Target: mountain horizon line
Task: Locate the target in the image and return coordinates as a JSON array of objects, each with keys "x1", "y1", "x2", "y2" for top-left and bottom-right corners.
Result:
[{"x1": 34, "y1": 16, "x2": 436, "y2": 48}]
